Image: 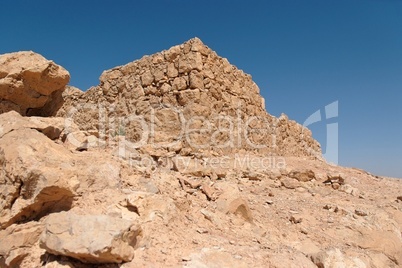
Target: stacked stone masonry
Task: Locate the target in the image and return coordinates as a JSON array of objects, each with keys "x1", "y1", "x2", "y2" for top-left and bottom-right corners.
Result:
[{"x1": 55, "y1": 38, "x2": 321, "y2": 158}]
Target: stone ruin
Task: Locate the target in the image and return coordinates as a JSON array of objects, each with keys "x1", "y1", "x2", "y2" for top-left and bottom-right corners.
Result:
[{"x1": 53, "y1": 37, "x2": 321, "y2": 159}]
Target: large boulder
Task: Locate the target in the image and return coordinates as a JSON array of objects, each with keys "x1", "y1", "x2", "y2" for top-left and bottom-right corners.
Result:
[
  {"x1": 0, "y1": 111, "x2": 121, "y2": 229},
  {"x1": 40, "y1": 212, "x2": 142, "y2": 264},
  {"x1": 215, "y1": 181, "x2": 253, "y2": 222},
  {"x1": 310, "y1": 248, "x2": 367, "y2": 268},
  {"x1": 352, "y1": 228, "x2": 402, "y2": 265},
  {"x1": 0, "y1": 51, "x2": 70, "y2": 115},
  {"x1": 0, "y1": 222, "x2": 43, "y2": 267},
  {"x1": 0, "y1": 125, "x2": 77, "y2": 229}
]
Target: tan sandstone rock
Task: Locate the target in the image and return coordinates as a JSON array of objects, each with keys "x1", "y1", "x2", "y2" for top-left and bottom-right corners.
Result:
[
  {"x1": 0, "y1": 127, "x2": 77, "y2": 229},
  {"x1": 183, "y1": 248, "x2": 249, "y2": 268},
  {"x1": 352, "y1": 228, "x2": 402, "y2": 265},
  {"x1": 215, "y1": 182, "x2": 253, "y2": 222},
  {"x1": 288, "y1": 169, "x2": 316, "y2": 182},
  {"x1": 281, "y1": 177, "x2": 302, "y2": 189},
  {"x1": 172, "y1": 156, "x2": 211, "y2": 177},
  {"x1": 0, "y1": 111, "x2": 120, "y2": 229},
  {"x1": 40, "y1": 212, "x2": 142, "y2": 264},
  {"x1": 0, "y1": 222, "x2": 43, "y2": 267},
  {"x1": 310, "y1": 248, "x2": 367, "y2": 268},
  {"x1": 0, "y1": 51, "x2": 70, "y2": 115}
]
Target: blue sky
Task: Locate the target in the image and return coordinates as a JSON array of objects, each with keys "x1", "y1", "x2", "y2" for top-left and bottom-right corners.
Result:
[{"x1": 1, "y1": 0, "x2": 401, "y2": 177}]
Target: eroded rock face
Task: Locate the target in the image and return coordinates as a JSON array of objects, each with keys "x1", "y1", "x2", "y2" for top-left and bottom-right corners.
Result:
[
  {"x1": 55, "y1": 38, "x2": 321, "y2": 158},
  {"x1": 0, "y1": 112, "x2": 78, "y2": 228},
  {"x1": 0, "y1": 51, "x2": 70, "y2": 115},
  {"x1": 0, "y1": 111, "x2": 121, "y2": 229},
  {"x1": 40, "y1": 212, "x2": 142, "y2": 264},
  {"x1": 0, "y1": 222, "x2": 43, "y2": 267}
]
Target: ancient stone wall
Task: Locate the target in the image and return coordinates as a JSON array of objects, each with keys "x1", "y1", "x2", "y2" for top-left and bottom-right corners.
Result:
[{"x1": 56, "y1": 38, "x2": 321, "y2": 158}]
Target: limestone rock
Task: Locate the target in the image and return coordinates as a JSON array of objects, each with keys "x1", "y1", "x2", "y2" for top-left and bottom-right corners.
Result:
[
  {"x1": 339, "y1": 184, "x2": 360, "y2": 196},
  {"x1": 352, "y1": 229, "x2": 402, "y2": 265},
  {"x1": 268, "y1": 252, "x2": 317, "y2": 268},
  {"x1": 288, "y1": 169, "x2": 316, "y2": 182},
  {"x1": 183, "y1": 248, "x2": 249, "y2": 268},
  {"x1": 0, "y1": 111, "x2": 120, "y2": 229},
  {"x1": 324, "y1": 174, "x2": 345, "y2": 185},
  {"x1": 178, "y1": 51, "x2": 203, "y2": 73},
  {"x1": 125, "y1": 193, "x2": 177, "y2": 224},
  {"x1": 310, "y1": 248, "x2": 367, "y2": 268},
  {"x1": 141, "y1": 70, "x2": 154, "y2": 86},
  {"x1": 281, "y1": 177, "x2": 302, "y2": 189},
  {"x1": 0, "y1": 51, "x2": 70, "y2": 115},
  {"x1": 40, "y1": 212, "x2": 142, "y2": 264},
  {"x1": 0, "y1": 110, "x2": 80, "y2": 140},
  {"x1": 172, "y1": 156, "x2": 211, "y2": 177},
  {"x1": 215, "y1": 182, "x2": 253, "y2": 222},
  {"x1": 295, "y1": 239, "x2": 321, "y2": 256},
  {"x1": 172, "y1": 76, "x2": 187, "y2": 90},
  {"x1": 189, "y1": 70, "x2": 204, "y2": 89},
  {"x1": 0, "y1": 222, "x2": 43, "y2": 267},
  {"x1": 0, "y1": 127, "x2": 77, "y2": 229}
]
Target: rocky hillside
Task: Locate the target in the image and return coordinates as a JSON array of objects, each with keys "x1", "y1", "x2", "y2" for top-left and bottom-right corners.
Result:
[{"x1": 0, "y1": 39, "x2": 401, "y2": 268}]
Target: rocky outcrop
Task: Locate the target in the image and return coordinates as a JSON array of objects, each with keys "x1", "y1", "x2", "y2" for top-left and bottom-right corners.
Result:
[
  {"x1": 0, "y1": 112, "x2": 77, "y2": 229},
  {"x1": 0, "y1": 51, "x2": 70, "y2": 115},
  {"x1": 55, "y1": 38, "x2": 321, "y2": 158},
  {"x1": 0, "y1": 222, "x2": 43, "y2": 267},
  {"x1": 40, "y1": 212, "x2": 142, "y2": 264},
  {"x1": 0, "y1": 111, "x2": 122, "y2": 229}
]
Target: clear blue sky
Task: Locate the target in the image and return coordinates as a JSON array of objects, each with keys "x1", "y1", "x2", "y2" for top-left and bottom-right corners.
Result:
[{"x1": 1, "y1": 0, "x2": 401, "y2": 178}]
